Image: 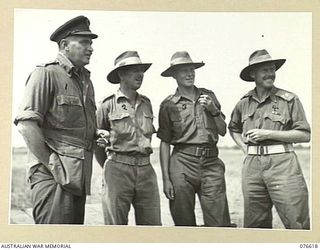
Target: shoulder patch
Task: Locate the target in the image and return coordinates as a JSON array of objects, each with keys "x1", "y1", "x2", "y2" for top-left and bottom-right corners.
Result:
[
  {"x1": 275, "y1": 89, "x2": 296, "y2": 101},
  {"x1": 36, "y1": 61, "x2": 58, "y2": 67}
]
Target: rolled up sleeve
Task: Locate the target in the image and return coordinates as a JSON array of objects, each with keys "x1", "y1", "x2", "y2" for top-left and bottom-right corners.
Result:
[
  {"x1": 208, "y1": 91, "x2": 226, "y2": 119},
  {"x1": 228, "y1": 103, "x2": 243, "y2": 134},
  {"x1": 290, "y1": 97, "x2": 311, "y2": 132},
  {"x1": 14, "y1": 67, "x2": 53, "y2": 126},
  {"x1": 96, "y1": 102, "x2": 110, "y2": 131},
  {"x1": 157, "y1": 105, "x2": 172, "y2": 143}
]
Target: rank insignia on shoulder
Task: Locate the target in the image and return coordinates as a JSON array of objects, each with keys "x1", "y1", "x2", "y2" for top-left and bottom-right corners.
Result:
[{"x1": 182, "y1": 104, "x2": 187, "y2": 110}]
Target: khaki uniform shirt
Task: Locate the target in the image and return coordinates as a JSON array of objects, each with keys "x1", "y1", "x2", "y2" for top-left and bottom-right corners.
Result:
[
  {"x1": 157, "y1": 86, "x2": 224, "y2": 146},
  {"x1": 228, "y1": 86, "x2": 311, "y2": 145},
  {"x1": 96, "y1": 89, "x2": 155, "y2": 155},
  {"x1": 14, "y1": 52, "x2": 97, "y2": 195}
]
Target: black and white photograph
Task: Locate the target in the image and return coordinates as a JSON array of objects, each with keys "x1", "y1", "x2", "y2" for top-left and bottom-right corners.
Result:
[
  {"x1": 10, "y1": 8, "x2": 312, "y2": 230},
  {"x1": 1, "y1": 3, "x2": 317, "y2": 245}
]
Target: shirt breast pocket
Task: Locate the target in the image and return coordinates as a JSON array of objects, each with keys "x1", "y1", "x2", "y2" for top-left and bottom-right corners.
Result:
[
  {"x1": 169, "y1": 110, "x2": 190, "y2": 136},
  {"x1": 141, "y1": 113, "x2": 155, "y2": 138},
  {"x1": 241, "y1": 110, "x2": 255, "y2": 128},
  {"x1": 56, "y1": 95, "x2": 84, "y2": 127},
  {"x1": 263, "y1": 113, "x2": 288, "y2": 130},
  {"x1": 109, "y1": 113, "x2": 132, "y2": 138}
]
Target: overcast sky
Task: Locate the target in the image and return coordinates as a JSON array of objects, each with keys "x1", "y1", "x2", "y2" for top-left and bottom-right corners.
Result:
[{"x1": 12, "y1": 9, "x2": 312, "y2": 147}]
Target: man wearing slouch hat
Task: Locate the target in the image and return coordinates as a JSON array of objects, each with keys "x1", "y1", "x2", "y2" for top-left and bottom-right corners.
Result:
[
  {"x1": 95, "y1": 51, "x2": 161, "y2": 225},
  {"x1": 228, "y1": 49, "x2": 310, "y2": 229},
  {"x1": 157, "y1": 51, "x2": 232, "y2": 227}
]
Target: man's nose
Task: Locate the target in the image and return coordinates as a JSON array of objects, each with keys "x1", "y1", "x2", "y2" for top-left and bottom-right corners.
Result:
[{"x1": 87, "y1": 45, "x2": 93, "y2": 52}]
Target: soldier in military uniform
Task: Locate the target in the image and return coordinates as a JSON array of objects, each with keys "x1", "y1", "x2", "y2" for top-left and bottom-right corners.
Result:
[
  {"x1": 228, "y1": 49, "x2": 311, "y2": 229},
  {"x1": 157, "y1": 51, "x2": 231, "y2": 227},
  {"x1": 95, "y1": 51, "x2": 161, "y2": 225},
  {"x1": 14, "y1": 16, "x2": 98, "y2": 224}
]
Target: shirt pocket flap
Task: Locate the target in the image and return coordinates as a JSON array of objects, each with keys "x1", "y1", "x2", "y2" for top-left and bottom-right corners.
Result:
[
  {"x1": 263, "y1": 113, "x2": 287, "y2": 124},
  {"x1": 241, "y1": 111, "x2": 255, "y2": 122},
  {"x1": 109, "y1": 113, "x2": 130, "y2": 121},
  {"x1": 57, "y1": 95, "x2": 82, "y2": 106}
]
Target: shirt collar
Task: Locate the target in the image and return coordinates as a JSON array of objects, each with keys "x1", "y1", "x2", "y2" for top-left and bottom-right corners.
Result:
[
  {"x1": 56, "y1": 52, "x2": 90, "y2": 77},
  {"x1": 247, "y1": 86, "x2": 278, "y2": 103},
  {"x1": 115, "y1": 88, "x2": 144, "y2": 104},
  {"x1": 172, "y1": 86, "x2": 201, "y2": 104}
]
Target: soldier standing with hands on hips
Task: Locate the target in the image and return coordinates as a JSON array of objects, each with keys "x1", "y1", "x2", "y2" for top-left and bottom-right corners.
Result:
[
  {"x1": 14, "y1": 16, "x2": 98, "y2": 224},
  {"x1": 95, "y1": 51, "x2": 161, "y2": 226},
  {"x1": 157, "y1": 51, "x2": 232, "y2": 227},
  {"x1": 228, "y1": 49, "x2": 311, "y2": 229}
]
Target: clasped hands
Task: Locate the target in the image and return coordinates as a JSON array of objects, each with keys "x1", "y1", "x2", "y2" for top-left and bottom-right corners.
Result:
[{"x1": 245, "y1": 129, "x2": 271, "y2": 143}]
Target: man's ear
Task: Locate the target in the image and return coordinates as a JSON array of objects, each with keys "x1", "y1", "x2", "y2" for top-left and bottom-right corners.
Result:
[
  {"x1": 117, "y1": 69, "x2": 124, "y2": 81},
  {"x1": 249, "y1": 70, "x2": 255, "y2": 80},
  {"x1": 59, "y1": 39, "x2": 69, "y2": 51}
]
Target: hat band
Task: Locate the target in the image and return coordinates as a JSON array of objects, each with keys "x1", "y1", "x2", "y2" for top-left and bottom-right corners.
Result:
[
  {"x1": 249, "y1": 54, "x2": 273, "y2": 65},
  {"x1": 170, "y1": 57, "x2": 193, "y2": 66},
  {"x1": 115, "y1": 56, "x2": 143, "y2": 67}
]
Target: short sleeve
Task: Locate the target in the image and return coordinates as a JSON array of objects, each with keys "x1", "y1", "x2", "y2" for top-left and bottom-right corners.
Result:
[
  {"x1": 14, "y1": 67, "x2": 53, "y2": 126},
  {"x1": 96, "y1": 101, "x2": 110, "y2": 131},
  {"x1": 228, "y1": 102, "x2": 243, "y2": 134},
  {"x1": 290, "y1": 97, "x2": 311, "y2": 132},
  {"x1": 157, "y1": 104, "x2": 172, "y2": 143},
  {"x1": 208, "y1": 91, "x2": 226, "y2": 119}
]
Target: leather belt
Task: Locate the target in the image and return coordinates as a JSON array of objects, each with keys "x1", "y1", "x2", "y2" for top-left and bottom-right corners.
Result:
[
  {"x1": 174, "y1": 144, "x2": 218, "y2": 157},
  {"x1": 108, "y1": 152, "x2": 150, "y2": 166},
  {"x1": 247, "y1": 144, "x2": 294, "y2": 155}
]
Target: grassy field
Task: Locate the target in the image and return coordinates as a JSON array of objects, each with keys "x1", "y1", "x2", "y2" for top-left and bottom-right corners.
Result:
[{"x1": 10, "y1": 147, "x2": 310, "y2": 228}]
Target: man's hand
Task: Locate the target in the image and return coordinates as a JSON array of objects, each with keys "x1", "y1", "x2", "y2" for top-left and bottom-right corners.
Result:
[
  {"x1": 198, "y1": 94, "x2": 219, "y2": 115},
  {"x1": 245, "y1": 129, "x2": 271, "y2": 143},
  {"x1": 96, "y1": 129, "x2": 110, "y2": 148},
  {"x1": 163, "y1": 179, "x2": 175, "y2": 200}
]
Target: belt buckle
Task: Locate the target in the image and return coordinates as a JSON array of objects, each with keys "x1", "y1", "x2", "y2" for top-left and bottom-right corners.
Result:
[
  {"x1": 202, "y1": 148, "x2": 207, "y2": 157},
  {"x1": 259, "y1": 146, "x2": 264, "y2": 155},
  {"x1": 195, "y1": 147, "x2": 201, "y2": 156}
]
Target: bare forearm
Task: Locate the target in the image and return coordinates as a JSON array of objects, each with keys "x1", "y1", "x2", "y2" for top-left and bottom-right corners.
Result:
[
  {"x1": 17, "y1": 120, "x2": 50, "y2": 166},
  {"x1": 229, "y1": 131, "x2": 247, "y2": 154},
  {"x1": 160, "y1": 141, "x2": 171, "y2": 181},
  {"x1": 246, "y1": 129, "x2": 310, "y2": 144},
  {"x1": 267, "y1": 130, "x2": 310, "y2": 143}
]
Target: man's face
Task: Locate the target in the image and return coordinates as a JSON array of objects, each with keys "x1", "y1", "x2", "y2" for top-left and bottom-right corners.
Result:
[
  {"x1": 64, "y1": 36, "x2": 93, "y2": 67},
  {"x1": 119, "y1": 66, "x2": 145, "y2": 91},
  {"x1": 251, "y1": 62, "x2": 276, "y2": 89},
  {"x1": 173, "y1": 65, "x2": 195, "y2": 87}
]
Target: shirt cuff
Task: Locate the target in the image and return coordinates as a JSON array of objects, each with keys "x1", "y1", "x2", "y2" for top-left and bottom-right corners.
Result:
[
  {"x1": 292, "y1": 121, "x2": 311, "y2": 133},
  {"x1": 14, "y1": 110, "x2": 44, "y2": 126}
]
